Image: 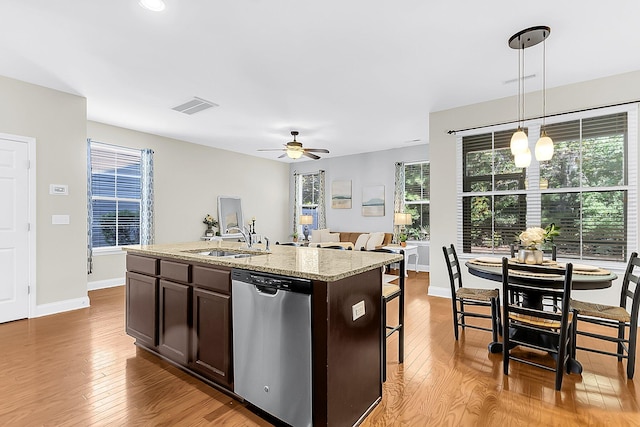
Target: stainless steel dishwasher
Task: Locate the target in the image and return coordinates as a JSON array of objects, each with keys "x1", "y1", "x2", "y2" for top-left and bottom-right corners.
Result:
[{"x1": 231, "y1": 269, "x2": 312, "y2": 427}]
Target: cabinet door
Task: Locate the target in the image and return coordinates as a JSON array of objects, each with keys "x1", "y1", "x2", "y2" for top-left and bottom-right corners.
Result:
[
  {"x1": 191, "y1": 287, "x2": 232, "y2": 388},
  {"x1": 159, "y1": 280, "x2": 191, "y2": 365},
  {"x1": 126, "y1": 272, "x2": 158, "y2": 347}
]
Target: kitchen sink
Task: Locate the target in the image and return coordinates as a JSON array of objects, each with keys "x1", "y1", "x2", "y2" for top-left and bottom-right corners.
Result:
[{"x1": 197, "y1": 250, "x2": 263, "y2": 259}]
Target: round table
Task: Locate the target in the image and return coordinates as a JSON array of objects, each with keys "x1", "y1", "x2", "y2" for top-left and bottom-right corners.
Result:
[{"x1": 465, "y1": 258, "x2": 617, "y2": 371}]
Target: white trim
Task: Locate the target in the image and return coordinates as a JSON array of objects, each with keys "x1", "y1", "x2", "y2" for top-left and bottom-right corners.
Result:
[
  {"x1": 34, "y1": 296, "x2": 90, "y2": 318},
  {"x1": 428, "y1": 286, "x2": 450, "y2": 299},
  {"x1": 88, "y1": 278, "x2": 125, "y2": 291},
  {"x1": 93, "y1": 246, "x2": 128, "y2": 256}
]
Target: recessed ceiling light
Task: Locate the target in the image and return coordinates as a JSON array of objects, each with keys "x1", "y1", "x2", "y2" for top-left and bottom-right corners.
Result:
[{"x1": 139, "y1": 0, "x2": 166, "y2": 12}]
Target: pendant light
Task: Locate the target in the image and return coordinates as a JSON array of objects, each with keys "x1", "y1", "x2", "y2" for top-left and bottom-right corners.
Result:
[
  {"x1": 509, "y1": 26, "x2": 552, "y2": 166},
  {"x1": 535, "y1": 31, "x2": 554, "y2": 161},
  {"x1": 510, "y1": 43, "x2": 528, "y2": 156}
]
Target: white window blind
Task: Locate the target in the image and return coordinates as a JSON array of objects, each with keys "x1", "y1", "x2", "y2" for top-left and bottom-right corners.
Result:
[
  {"x1": 300, "y1": 173, "x2": 320, "y2": 230},
  {"x1": 404, "y1": 161, "x2": 430, "y2": 240},
  {"x1": 457, "y1": 105, "x2": 637, "y2": 263},
  {"x1": 90, "y1": 142, "x2": 142, "y2": 248}
]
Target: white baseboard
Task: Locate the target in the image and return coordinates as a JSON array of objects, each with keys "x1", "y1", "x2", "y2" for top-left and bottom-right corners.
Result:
[
  {"x1": 88, "y1": 277, "x2": 125, "y2": 291},
  {"x1": 428, "y1": 286, "x2": 450, "y2": 299},
  {"x1": 34, "y1": 296, "x2": 90, "y2": 318}
]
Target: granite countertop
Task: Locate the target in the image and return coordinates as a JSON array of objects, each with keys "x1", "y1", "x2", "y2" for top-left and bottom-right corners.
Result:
[{"x1": 123, "y1": 241, "x2": 403, "y2": 282}]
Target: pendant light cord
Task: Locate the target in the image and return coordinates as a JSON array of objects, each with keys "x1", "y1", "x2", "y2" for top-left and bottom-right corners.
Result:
[
  {"x1": 542, "y1": 35, "x2": 547, "y2": 131},
  {"x1": 521, "y1": 39, "x2": 525, "y2": 130}
]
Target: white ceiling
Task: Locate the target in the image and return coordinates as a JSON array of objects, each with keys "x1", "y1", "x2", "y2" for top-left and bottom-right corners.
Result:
[{"x1": 2, "y1": 1, "x2": 640, "y2": 161}]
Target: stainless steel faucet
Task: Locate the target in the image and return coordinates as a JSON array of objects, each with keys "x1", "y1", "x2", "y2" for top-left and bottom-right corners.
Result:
[
  {"x1": 226, "y1": 226, "x2": 252, "y2": 248},
  {"x1": 264, "y1": 236, "x2": 270, "y2": 251}
]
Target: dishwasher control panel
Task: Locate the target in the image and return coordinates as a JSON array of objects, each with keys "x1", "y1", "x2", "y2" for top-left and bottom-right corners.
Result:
[{"x1": 232, "y1": 269, "x2": 312, "y2": 294}]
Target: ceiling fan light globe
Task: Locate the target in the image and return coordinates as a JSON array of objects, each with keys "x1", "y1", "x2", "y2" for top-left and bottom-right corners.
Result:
[
  {"x1": 287, "y1": 149, "x2": 303, "y2": 159},
  {"x1": 510, "y1": 129, "x2": 528, "y2": 155}
]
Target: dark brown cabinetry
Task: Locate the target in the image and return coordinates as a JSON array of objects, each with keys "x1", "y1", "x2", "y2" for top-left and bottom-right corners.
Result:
[
  {"x1": 158, "y1": 279, "x2": 191, "y2": 364},
  {"x1": 126, "y1": 271, "x2": 158, "y2": 348},
  {"x1": 125, "y1": 254, "x2": 232, "y2": 391},
  {"x1": 191, "y1": 265, "x2": 232, "y2": 387},
  {"x1": 191, "y1": 287, "x2": 232, "y2": 387}
]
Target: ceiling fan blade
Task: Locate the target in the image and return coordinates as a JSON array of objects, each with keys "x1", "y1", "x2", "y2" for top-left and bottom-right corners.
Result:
[
  {"x1": 304, "y1": 148, "x2": 330, "y2": 153},
  {"x1": 257, "y1": 148, "x2": 286, "y2": 152},
  {"x1": 278, "y1": 153, "x2": 287, "y2": 158},
  {"x1": 302, "y1": 151, "x2": 321, "y2": 160}
]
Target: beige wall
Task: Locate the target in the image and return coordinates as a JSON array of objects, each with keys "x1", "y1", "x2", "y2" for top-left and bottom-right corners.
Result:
[
  {"x1": 0, "y1": 75, "x2": 87, "y2": 306},
  {"x1": 0, "y1": 74, "x2": 290, "y2": 309},
  {"x1": 86, "y1": 122, "x2": 290, "y2": 285},
  {"x1": 429, "y1": 70, "x2": 640, "y2": 305}
]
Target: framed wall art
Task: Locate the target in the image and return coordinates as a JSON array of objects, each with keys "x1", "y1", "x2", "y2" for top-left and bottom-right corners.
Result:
[
  {"x1": 362, "y1": 185, "x2": 384, "y2": 217},
  {"x1": 331, "y1": 180, "x2": 352, "y2": 209}
]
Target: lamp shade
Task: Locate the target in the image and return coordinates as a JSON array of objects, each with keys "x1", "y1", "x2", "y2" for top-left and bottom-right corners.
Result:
[
  {"x1": 394, "y1": 212, "x2": 412, "y2": 226},
  {"x1": 535, "y1": 133, "x2": 554, "y2": 161},
  {"x1": 300, "y1": 215, "x2": 313, "y2": 225}
]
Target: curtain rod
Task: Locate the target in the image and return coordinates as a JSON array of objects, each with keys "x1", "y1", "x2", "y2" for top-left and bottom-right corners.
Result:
[{"x1": 446, "y1": 99, "x2": 640, "y2": 135}]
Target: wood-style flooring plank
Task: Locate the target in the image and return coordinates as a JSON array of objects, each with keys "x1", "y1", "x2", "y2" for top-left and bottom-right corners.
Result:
[{"x1": 1, "y1": 274, "x2": 639, "y2": 426}]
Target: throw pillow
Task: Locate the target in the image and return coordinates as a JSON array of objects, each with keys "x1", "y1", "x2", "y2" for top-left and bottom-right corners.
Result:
[
  {"x1": 365, "y1": 232, "x2": 385, "y2": 250},
  {"x1": 312, "y1": 228, "x2": 332, "y2": 242},
  {"x1": 327, "y1": 232, "x2": 341, "y2": 242},
  {"x1": 354, "y1": 233, "x2": 370, "y2": 251}
]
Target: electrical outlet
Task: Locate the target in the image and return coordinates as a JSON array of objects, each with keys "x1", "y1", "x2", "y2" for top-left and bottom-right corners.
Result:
[{"x1": 352, "y1": 300, "x2": 365, "y2": 321}]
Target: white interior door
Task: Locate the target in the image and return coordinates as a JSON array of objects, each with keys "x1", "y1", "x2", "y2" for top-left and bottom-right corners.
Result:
[{"x1": 0, "y1": 137, "x2": 29, "y2": 323}]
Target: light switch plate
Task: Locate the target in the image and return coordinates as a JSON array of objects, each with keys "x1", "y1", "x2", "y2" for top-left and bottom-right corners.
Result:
[
  {"x1": 52, "y1": 214, "x2": 70, "y2": 225},
  {"x1": 50, "y1": 184, "x2": 68, "y2": 195},
  {"x1": 352, "y1": 300, "x2": 365, "y2": 321}
]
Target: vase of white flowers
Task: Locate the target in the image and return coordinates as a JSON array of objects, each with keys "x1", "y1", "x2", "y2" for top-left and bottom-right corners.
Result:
[
  {"x1": 516, "y1": 224, "x2": 559, "y2": 264},
  {"x1": 203, "y1": 214, "x2": 219, "y2": 237}
]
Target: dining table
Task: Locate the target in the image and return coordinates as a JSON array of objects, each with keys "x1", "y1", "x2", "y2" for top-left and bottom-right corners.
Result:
[{"x1": 465, "y1": 256, "x2": 618, "y2": 373}]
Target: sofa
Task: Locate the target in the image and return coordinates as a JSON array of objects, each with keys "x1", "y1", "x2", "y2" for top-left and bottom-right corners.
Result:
[{"x1": 310, "y1": 229, "x2": 393, "y2": 250}]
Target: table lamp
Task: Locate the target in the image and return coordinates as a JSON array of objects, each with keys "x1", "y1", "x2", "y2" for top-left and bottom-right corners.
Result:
[
  {"x1": 300, "y1": 215, "x2": 313, "y2": 241},
  {"x1": 394, "y1": 212, "x2": 412, "y2": 243}
]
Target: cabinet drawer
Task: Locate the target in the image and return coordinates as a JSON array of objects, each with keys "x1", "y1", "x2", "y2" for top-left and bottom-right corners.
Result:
[
  {"x1": 127, "y1": 255, "x2": 159, "y2": 276},
  {"x1": 160, "y1": 260, "x2": 191, "y2": 283},
  {"x1": 193, "y1": 266, "x2": 231, "y2": 294}
]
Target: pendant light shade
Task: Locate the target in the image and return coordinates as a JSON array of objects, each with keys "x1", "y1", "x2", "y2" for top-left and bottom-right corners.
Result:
[
  {"x1": 510, "y1": 128, "x2": 529, "y2": 155},
  {"x1": 535, "y1": 131, "x2": 554, "y2": 161},
  {"x1": 514, "y1": 147, "x2": 532, "y2": 168}
]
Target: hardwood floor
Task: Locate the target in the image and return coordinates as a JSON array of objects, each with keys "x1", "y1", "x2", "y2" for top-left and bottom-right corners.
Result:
[{"x1": 0, "y1": 273, "x2": 638, "y2": 426}]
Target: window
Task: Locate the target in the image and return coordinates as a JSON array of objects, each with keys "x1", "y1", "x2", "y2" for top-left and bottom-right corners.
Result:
[
  {"x1": 90, "y1": 142, "x2": 142, "y2": 248},
  {"x1": 404, "y1": 161, "x2": 430, "y2": 240},
  {"x1": 458, "y1": 107, "x2": 636, "y2": 262},
  {"x1": 300, "y1": 172, "x2": 320, "y2": 229}
]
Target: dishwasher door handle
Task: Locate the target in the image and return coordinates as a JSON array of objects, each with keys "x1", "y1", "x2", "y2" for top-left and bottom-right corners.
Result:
[{"x1": 254, "y1": 284, "x2": 278, "y2": 296}]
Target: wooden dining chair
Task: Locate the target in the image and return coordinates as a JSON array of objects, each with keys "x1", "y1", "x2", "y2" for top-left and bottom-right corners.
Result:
[
  {"x1": 322, "y1": 245, "x2": 346, "y2": 250},
  {"x1": 367, "y1": 248, "x2": 405, "y2": 382},
  {"x1": 570, "y1": 251, "x2": 640, "y2": 379},
  {"x1": 442, "y1": 245, "x2": 501, "y2": 351},
  {"x1": 501, "y1": 258, "x2": 574, "y2": 391}
]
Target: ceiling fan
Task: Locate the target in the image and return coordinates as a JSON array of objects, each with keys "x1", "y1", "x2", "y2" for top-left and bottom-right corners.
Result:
[{"x1": 258, "y1": 131, "x2": 329, "y2": 160}]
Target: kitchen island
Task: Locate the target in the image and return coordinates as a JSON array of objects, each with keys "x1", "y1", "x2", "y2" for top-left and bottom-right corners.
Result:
[{"x1": 123, "y1": 241, "x2": 402, "y2": 427}]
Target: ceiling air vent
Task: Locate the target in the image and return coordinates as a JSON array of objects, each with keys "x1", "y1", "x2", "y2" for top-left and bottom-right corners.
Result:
[{"x1": 172, "y1": 97, "x2": 219, "y2": 115}]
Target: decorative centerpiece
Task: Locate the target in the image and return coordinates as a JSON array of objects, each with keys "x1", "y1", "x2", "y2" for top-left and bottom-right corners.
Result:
[
  {"x1": 398, "y1": 233, "x2": 408, "y2": 247},
  {"x1": 203, "y1": 214, "x2": 219, "y2": 237},
  {"x1": 516, "y1": 223, "x2": 559, "y2": 264}
]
